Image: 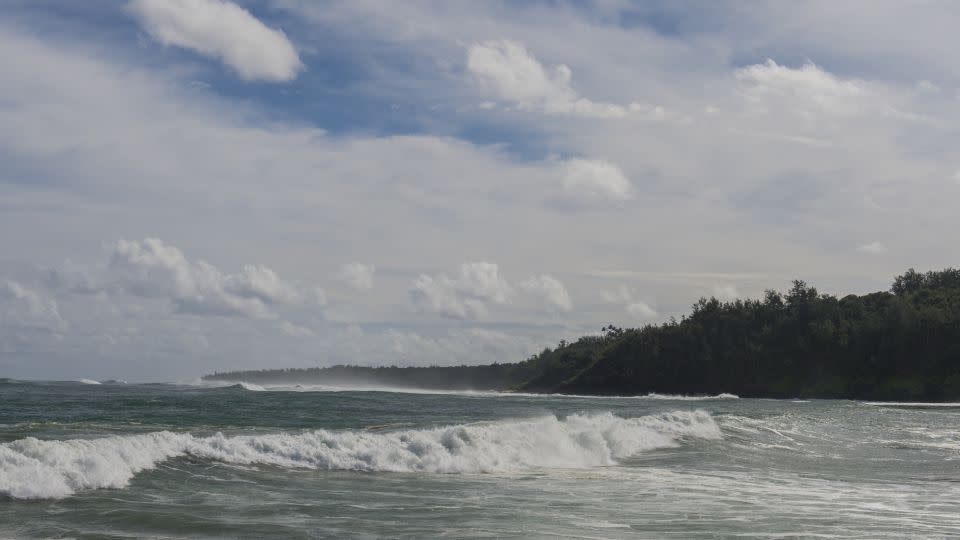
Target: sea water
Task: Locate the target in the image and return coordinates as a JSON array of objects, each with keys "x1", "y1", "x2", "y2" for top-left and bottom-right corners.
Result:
[{"x1": 2, "y1": 379, "x2": 959, "y2": 538}]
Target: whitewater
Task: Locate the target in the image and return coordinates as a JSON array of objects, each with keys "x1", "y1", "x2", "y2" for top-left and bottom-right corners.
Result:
[
  {"x1": 0, "y1": 411, "x2": 719, "y2": 499},
  {"x1": 194, "y1": 378, "x2": 741, "y2": 400},
  {"x1": 2, "y1": 380, "x2": 960, "y2": 538}
]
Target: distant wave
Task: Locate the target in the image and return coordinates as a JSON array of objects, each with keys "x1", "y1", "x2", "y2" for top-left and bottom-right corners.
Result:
[
  {"x1": 0, "y1": 410, "x2": 720, "y2": 500},
  {"x1": 75, "y1": 379, "x2": 101, "y2": 385},
  {"x1": 862, "y1": 401, "x2": 960, "y2": 408},
  {"x1": 642, "y1": 393, "x2": 739, "y2": 401},
  {"x1": 235, "y1": 382, "x2": 266, "y2": 392},
  {"x1": 195, "y1": 380, "x2": 472, "y2": 395},
  {"x1": 191, "y1": 380, "x2": 739, "y2": 400}
]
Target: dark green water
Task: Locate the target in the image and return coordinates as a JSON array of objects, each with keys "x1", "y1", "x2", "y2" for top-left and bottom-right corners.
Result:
[{"x1": 2, "y1": 380, "x2": 960, "y2": 538}]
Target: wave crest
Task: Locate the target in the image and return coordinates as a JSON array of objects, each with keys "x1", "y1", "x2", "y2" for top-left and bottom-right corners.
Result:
[
  {"x1": 0, "y1": 410, "x2": 720, "y2": 500},
  {"x1": 644, "y1": 393, "x2": 739, "y2": 401}
]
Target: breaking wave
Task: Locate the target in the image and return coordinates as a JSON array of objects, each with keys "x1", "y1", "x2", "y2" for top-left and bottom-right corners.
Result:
[
  {"x1": 643, "y1": 393, "x2": 739, "y2": 401},
  {"x1": 192, "y1": 380, "x2": 739, "y2": 400},
  {"x1": 0, "y1": 411, "x2": 720, "y2": 500}
]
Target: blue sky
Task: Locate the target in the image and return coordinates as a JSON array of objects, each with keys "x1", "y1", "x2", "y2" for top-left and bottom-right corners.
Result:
[{"x1": 3, "y1": 0, "x2": 960, "y2": 381}]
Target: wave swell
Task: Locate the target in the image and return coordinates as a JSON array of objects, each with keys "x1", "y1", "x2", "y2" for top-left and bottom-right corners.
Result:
[{"x1": 0, "y1": 411, "x2": 719, "y2": 500}]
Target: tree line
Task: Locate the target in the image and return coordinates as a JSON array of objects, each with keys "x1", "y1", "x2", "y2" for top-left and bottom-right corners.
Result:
[{"x1": 207, "y1": 268, "x2": 960, "y2": 400}]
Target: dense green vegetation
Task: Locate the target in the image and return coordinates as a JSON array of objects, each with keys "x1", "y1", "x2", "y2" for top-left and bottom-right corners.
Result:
[{"x1": 206, "y1": 269, "x2": 960, "y2": 400}]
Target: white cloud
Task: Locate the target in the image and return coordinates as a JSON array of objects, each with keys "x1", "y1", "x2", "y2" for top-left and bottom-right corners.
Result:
[
  {"x1": 602, "y1": 285, "x2": 657, "y2": 320},
  {"x1": 278, "y1": 320, "x2": 316, "y2": 337},
  {"x1": 127, "y1": 0, "x2": 302, "y2": 82},
  {"x1": 338, "y1": 263, "x2": 376, "y2": 291},
  {"x1": 467, "y1": 39, "x2": 635, "y2": 118},
  {"x1": 457, "y1": 262, "x2": 513, "y2": 303},
  {"x1": 626, "y1": 301, "x2": 658, "y2": 320},
  {"x1": 519, "y1": 274, "x2": 572, "y2": 312},
  {"x1": 228, "y1": 265, "x2": 300, "y2": 304},
  {"x1": 712, "y1": 285, "x2": 739, "y2": 301},
  {"x1": 410, "y1": 274, "x2": 480, "y2": 319},
  {"x1": 410, "y1": 262, "x2": 512, "y2": 319},
  {"x1": 735, "y1": 59, "x2": 865, "y2": 114},
  {"x1": 600, "y1": 285, "x2": 634, "y2": 305},
  {"x1": 109, "y1": 238, "x2": 300, "y2": 318},
  {"x1": 857, "y1": 241, "x2": 887, "y2": 254},
  {"x1": 0, "y1": 280, "x2": 64, "y2": 331},
  {"x1": 560, "y1": 159, "x2": 633, "y2": 203}
]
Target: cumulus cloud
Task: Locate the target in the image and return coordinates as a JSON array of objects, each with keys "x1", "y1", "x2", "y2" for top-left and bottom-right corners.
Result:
[
  {"x1": 856, "y1": 241, "x2": 887, "y2": 254},
  {"x1": 626, "y1": 301, "x2": 658, "y2": 320},
  {"x1": 467, "y1": 39, "x2": 636, "y2": 118},
  {"x1": 109, "y1": 238, "x2": 300, "y2": 318},
  {"x1": 602, "y1": 285, "x2": 658, "y2": 320},
  {"x1": 519, "y1": 274, "x2": 572, "y2": 312},
  {"x1": 0, "y1": 280, "x2": 64, "y2": 331},
  {"x1": 560, "y1": 159, "x2": 633, "y2": 203},
  {"x1": 600, "y1": 285, "x2": 633, "y2": 305},
  {"x1": 127, "y1": 0, "x2": 302, "y2": 82},
  {"x1": 712, "y1": 285, "x2": 739, "y2": 301},
  {"x1": 410, "y1": 262, "x2": 512, "y2": 319},
  {"x1": 42, "y1": 259, "x2": 100, "y2": 294},
  {"x1": 410, "y1": 274, "x2": 483, "y2": 319},
  {"x1": 338, "y1": 263, "x2": 376, "y2": 291},
  {"x1": 227, "y1": 264, "x2": 300, "y2": 304},
  {"x1": 458, "y1": 262, "x2": 513, "y2": 303},
  {"x1": 735, "y1": 59, "x2": 865, "y2": 115}
]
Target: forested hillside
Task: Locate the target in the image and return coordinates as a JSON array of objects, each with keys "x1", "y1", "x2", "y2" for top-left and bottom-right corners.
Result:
[{"x1": 207, "y1": 269, "x2": 960, "y2": 400}]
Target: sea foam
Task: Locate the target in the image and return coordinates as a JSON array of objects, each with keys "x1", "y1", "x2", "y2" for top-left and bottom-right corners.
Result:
[
  {"x1": 643, "y1": 393, "x2": 739, "y2": 401},
  {"x1": 196, "y1": 380, "x2": 739, "y2": 400},
  {"x1": 0, "y1": 410, "x2": 720, "y2": 500}
]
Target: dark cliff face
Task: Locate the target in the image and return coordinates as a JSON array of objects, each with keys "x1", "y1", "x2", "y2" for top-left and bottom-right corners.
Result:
[{"x1": 208, "y1": 269, "x2": 960, "y2": 401}]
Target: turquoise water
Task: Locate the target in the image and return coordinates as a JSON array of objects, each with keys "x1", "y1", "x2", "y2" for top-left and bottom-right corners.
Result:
[{"x1": 2, "y1": 380, "x2": 960, "y2": 538}]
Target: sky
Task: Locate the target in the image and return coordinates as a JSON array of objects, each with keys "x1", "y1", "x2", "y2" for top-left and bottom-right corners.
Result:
[{"x1": 2, "y1": 0, "x2": 960, "y2": 381}]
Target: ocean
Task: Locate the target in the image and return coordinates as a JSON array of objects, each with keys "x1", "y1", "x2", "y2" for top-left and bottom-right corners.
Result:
[{"x1": 1, "y1": 379, "x2": 959, "y2": 538}]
